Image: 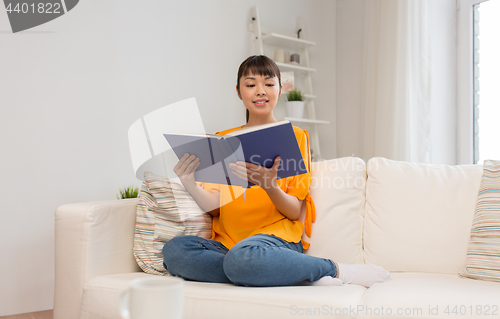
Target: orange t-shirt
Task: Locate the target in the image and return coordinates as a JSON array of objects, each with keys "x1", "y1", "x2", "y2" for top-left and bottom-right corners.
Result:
[{"x1": 199, "y1": 124, "x2": 316, "y2": 250}]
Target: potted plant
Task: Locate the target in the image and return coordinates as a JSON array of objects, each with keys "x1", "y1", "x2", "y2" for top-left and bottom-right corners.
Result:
[
  {"x1": 286, "y1": 89, "x2": 305, "y2": 118},
  {"x1": 117, "y1": 185, "x2": 139, "y2": 199}
]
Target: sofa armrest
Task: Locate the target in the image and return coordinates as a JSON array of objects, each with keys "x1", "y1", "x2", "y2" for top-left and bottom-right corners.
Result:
[{"x1": 54, "y1": 199, "x2": 141, "y2": 319}]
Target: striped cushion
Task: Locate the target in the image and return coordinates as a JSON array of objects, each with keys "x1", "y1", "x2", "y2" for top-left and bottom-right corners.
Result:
[
  {"x1": 460, "y1": 160, "x2": 500, "y2": 282},
  {"x1": 133, "y1": 171, "x2": 213, "y2": 275}
]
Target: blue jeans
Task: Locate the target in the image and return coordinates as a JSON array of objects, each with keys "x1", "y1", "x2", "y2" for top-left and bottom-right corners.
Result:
[{"x1": 162, "y1": 234, "x2": 338, "y2": 287}]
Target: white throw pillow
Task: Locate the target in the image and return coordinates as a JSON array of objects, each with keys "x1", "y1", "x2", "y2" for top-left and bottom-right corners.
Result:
[
  {"x1": 303, "y1": 157, "x2": 365, "y2": 264},
  {"x1": 364, "y1": 157, "x2": 483, "y2": 274},
  {"x1": 133, "y1": 171, "x2": 212, "y2": 275}
]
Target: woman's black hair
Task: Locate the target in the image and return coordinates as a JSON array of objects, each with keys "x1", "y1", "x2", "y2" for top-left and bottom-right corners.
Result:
[{"x1": 236, "y1": 55, "x2": 281, "y2": 123}]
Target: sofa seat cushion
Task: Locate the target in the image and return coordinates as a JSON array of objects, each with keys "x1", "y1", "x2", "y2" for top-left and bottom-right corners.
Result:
[
  {"x1": 361, "y1": 272, "x2": 500, "y2": 319},
  {"x1": 79, "y1": 272, "x2": 367, "y2": 319}
]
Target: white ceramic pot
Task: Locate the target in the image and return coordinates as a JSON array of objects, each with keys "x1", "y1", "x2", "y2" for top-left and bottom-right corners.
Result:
[{"x1": 286, "y1": 101, "x2": 305, "y2": 118}]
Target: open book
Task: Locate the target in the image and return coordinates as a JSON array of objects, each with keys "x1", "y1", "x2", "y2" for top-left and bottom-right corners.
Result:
[{"x1": 163, "y1": 120, "x2": 307, "y2": 188}]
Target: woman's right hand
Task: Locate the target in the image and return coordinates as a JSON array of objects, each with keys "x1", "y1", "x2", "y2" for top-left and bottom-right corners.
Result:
[{"x1": 173, "y1": 153, "x2": 200, "y2": 187}]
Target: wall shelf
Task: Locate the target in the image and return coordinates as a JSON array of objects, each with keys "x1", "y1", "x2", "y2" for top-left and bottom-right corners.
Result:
[
  {"x1": 261, "y1": 33, "x2": 316, "y2": 50},
  {"x1": 284, "y1": 117, "x2": 330, "y2": 125},
  {"x1": 250, "y1": 6, "x2": 329, "y2": 160},
  {"x1": 303, "y1": 94, "x2": 316, "y2": 100},
  {"x1": 275, "y1": 62, "x2": 316, "y2": 73}
]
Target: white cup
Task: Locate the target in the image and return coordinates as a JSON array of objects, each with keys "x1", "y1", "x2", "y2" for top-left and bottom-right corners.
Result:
[{"x1": 119, "y1": 277, "x2": 184, "y2": 319}]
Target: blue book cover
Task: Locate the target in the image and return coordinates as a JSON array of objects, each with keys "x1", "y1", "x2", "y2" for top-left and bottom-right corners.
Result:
[{"x1": 163, "y1": 120, "x2": 307, "y2": 188}]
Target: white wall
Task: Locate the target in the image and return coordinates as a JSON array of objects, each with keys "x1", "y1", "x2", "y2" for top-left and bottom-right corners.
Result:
[
  {"x1": 0, "y1": 0, "x2": 336, "y2": 315},
  {"x1": 336, "y1": 0, "x2": 457, "y2": 164},
  {"x1": 336, "y1": 0, "x2": 365, "y2": 159}
]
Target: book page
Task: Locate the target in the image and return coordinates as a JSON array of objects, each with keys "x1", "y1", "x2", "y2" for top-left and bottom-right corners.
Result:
[{"x1": 225, "y1": 120, "x2": 290, "y2": 136}]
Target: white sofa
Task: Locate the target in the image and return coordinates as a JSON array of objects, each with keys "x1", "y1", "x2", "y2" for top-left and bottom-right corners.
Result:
[{"x1": 54, "y1": 157, "x2": 500, "y2": 319}]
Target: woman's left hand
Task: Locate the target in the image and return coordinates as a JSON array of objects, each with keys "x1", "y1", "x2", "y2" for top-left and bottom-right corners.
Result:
[{"x1": 229, "y1": 156, "x2": 281, "y2": 191}]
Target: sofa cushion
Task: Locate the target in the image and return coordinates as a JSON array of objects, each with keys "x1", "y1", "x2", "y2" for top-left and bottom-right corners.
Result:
[
  {"x1": 304, "y1": 157, "x2": 365, "y2": 264},
  {"x1": 133, "y1": 171, "x2": 212, "y2": 275},
  {"x1": 79, "y1": 273, "x2": 367, "y2": 319},
  {"x1": 361, "y1": 272, "x2": 500, "y2": 319},
  {"x1": 460, "y1": 160, "x2": 500, "y2": 282},
  {"x1": 364, "y1": 157, "x2": 483, "y2": 274}
]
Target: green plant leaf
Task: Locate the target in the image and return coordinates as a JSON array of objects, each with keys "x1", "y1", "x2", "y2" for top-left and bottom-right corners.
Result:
[
  {"x1": 286, "y1": 89, "x2": 303, "y2": 101},
  {"x1": 117, "y1": 185, "x2": 139, "y2": 199}
]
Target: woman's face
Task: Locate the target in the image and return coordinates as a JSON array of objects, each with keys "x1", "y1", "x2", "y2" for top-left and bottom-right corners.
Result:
[{"x1": 237, "y1": 72, "x2": 282, "y2": 118}]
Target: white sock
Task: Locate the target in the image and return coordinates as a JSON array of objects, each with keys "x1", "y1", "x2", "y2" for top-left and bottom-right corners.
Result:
[{"x1": 335, "y1": 262, "x2": 391, "y2": 288}]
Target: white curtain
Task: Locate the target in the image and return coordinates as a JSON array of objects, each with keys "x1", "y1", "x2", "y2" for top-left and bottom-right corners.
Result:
[{"x1": 361, "y1": 0, "x2": 431, "y2": 163}]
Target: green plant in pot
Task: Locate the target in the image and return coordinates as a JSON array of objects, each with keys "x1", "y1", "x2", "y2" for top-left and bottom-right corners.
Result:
[
  {"x1": 286, "y1": 89, "x2": 305, "y2": 118},
  {"x1": 117, "y1": 185, "x2": 139, "y2": 199}
]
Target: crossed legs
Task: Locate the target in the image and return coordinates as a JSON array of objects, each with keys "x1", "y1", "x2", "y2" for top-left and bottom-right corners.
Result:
[
  {"x1": 163, "y1": 234, "x2": 390, "y2": 287},
  {"x1": 163, "y1": 234, "x2": 337, "y2": 287}
]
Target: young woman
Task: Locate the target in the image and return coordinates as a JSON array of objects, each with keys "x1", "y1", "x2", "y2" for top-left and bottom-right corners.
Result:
[{"x1": 162, "y1": 55, "x2": 391, "y2": 287}]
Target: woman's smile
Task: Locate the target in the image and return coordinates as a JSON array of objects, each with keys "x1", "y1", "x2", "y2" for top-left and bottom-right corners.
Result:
[{"x1": 253, "y1": 99, "x2": 269, "y2": 106}]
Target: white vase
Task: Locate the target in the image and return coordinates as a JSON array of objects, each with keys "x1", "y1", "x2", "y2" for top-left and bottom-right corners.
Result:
[{"x1": 286, "y1": 101, "x2": 305, "y2": 118}]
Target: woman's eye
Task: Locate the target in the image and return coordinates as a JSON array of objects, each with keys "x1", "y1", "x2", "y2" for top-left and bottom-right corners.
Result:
[
  {"x1": 266, "y1": 84, "x2": 275, "y2": 87},
  {"x1": 246, "y1": 85, "x2": 255, "y2": 87}
]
